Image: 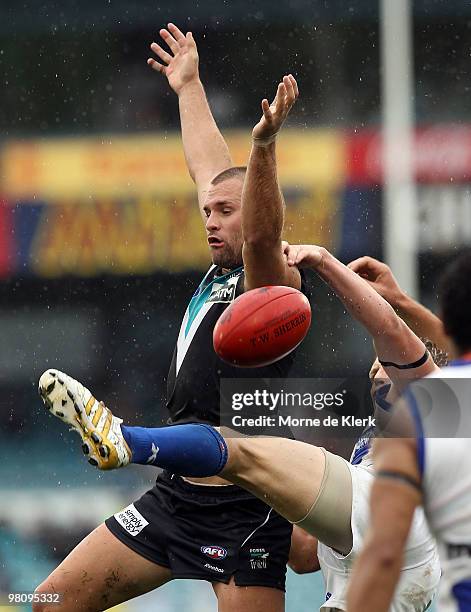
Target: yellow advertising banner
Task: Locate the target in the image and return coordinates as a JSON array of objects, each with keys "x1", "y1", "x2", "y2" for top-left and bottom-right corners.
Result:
[
  {"x1": 29, "y1": 188, "x2": 340, "y2": 277},
  {"x1": 1, "y1": 130, "x2": 345, "y2": 200},
  {"x1": 0, "y1": 130, "x2": 345, "y2": 276}
]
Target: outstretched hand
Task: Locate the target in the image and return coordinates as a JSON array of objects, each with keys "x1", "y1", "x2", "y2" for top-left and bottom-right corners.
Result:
[
  {"x1": 282, "y1": 241, "x2": 324, "y2": 269},
  {"x1": 347, "y1": 256, "x2": 403, "y2": 306},
  {"x1": 252, "y1": 75, "x2": 298, "y2": 142},
  {"x1": 147, "y1": 23, "x2": 199, "y2": 95}
]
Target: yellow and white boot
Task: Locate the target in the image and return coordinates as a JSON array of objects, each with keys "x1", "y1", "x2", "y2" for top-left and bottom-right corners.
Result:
[{"x1": 38, "y1": 369, "x2": 132, "y2": 470}]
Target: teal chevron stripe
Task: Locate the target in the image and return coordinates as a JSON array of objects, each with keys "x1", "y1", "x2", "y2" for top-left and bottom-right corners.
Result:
[{"x1": 185, "y1": 266, "x2": 243, "y2": 338}]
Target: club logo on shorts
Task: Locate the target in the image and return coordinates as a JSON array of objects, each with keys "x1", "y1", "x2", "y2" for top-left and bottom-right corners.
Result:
[
  {"x1": 114, "y1": 504, "x2": 149, "y2": 537},
  {"x1": 201, "y1": 545, "x2": 227, "y2": 560},
  {"x1": 249, "y1": 548, "x2": 269, "y2": 569}
]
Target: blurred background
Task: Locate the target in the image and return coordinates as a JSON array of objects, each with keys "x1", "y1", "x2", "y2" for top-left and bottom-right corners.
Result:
[{"x1": 0, "y1": 0, "x2": 469, "y2": 609}]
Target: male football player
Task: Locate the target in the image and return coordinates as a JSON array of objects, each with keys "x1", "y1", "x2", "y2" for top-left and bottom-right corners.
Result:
[
  {"x1": 347, "y1": 252, "x2": 471, "y2": 612},
  {"x1": 35, "y1": 25, "x2": 302, "y2": 612}
]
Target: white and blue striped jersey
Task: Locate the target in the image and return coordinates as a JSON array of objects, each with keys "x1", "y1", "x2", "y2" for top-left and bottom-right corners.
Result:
[{"x1": 408, "y1": 360, "x2": 471, "y2": 612}]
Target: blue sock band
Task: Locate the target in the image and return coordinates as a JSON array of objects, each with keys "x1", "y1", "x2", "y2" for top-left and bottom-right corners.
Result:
[{"x1": 121, "y1": 423, "x2": 228, "y2": 477}]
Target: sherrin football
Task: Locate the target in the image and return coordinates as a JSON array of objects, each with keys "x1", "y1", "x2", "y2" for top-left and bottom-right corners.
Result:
[{"x1": 213, "y1": 286, "x2": 311, "y2": 367}]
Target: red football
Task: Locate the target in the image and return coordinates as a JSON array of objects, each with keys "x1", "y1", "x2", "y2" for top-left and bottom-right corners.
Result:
[{"x1": 213, "y1": 286, "x2": 311, "y2": 367}]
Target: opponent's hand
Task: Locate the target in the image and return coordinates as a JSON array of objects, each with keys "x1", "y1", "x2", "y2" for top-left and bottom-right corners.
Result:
[
  {"x1": 252, "y1": 75, "x2": 298, "y2": 143},
  {"x1": 347, "y1": 256, "x2": 403, "y2": 306},
  {"x1": 148, "y1": 23, "x2": 199, "y2": 95},
  {"x1": 283, "y1": 242, "x2": 324, "y2": 269}
]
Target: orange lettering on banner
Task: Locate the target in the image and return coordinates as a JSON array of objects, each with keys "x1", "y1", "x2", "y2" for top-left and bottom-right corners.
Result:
[
  {"x1": 31, "y1": 196, "x2": 212, "y2": 276},
  {"x1": 30, "y1": 185, "x2": 338, "y2": 277}
]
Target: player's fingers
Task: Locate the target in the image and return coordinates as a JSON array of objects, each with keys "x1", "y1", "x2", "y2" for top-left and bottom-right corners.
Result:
[
  {"x1": 294, "y1": 247, "x2": 306, "y2": 265},
  {"x1": 270, "y1": 81, "x2": 284, "y2": 108},
  {"x1": 287, "y1": 246, "x2": 302, "y2": 266},
  {"x1": 186, "y1": 31, "x2": 196, "y2": 46},
  {"x1": 283, "y1": 75, "x2": 295, "y2": 105},
  {"x1": 150, "y1": 42, "x2": 172, "y2": 65},
  {"x1": 284, "y1": 244, "x2": 296, "y2": 265},
  {"x1": 159, "y1": 28, "x2": 180, "y2": 54},
  {"x1": 347, "y1": 256, "x2": 375, "y2": 273},
  {"x1": 349, "y1": 255, "x2": 381, "y2": 270},
  {"x1": 279, "y1": 81, "x2": 287, "y2": 102},
  {"x1": 289, "y1": 74, "x2": 299, "y2": 98},
  {"x1": 167, "y1": 22, "x2": 186, "y2": 43},
  {"x1": 261, "y1": 98, "x2": 272, "y2": 120},
  {"x1": 147, "y1": 58, "x2": 166, "y2": 74}
]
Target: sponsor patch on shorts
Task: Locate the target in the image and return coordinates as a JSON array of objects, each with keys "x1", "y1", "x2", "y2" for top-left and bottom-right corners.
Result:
[
  {"x1": 114, "y1": 504, "x2": 149, "y2": 537},
  {"x1": 249, "y1": 547, "x2": 269, "y2": 569}
]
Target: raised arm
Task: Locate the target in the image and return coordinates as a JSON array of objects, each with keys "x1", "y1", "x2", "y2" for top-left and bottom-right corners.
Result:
[
  {"x1": 348, "y1": 255, "x2": 451, "y2": 356},
  {"x1": 242, "y1": 75, "x2": 301, "y2": 291},
  {"x1": 284, "y1": 244, "x2": 439, "y2": 388},
  {"x1": 148, "y1": 23, "x2": 233, "y2": 207}
]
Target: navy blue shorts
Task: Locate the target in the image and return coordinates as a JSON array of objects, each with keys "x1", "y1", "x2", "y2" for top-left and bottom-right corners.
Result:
[{"x1": 105, "y1": 471, "x2": 292, "y2": 590}]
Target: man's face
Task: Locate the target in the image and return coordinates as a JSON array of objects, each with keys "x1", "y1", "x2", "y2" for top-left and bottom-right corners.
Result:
[{"x1": 202, "y1": 177, "x2": 244, "y2": 269}]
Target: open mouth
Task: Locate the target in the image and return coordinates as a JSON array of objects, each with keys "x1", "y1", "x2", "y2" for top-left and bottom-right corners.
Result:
[{"x1": 208, "y1": 236, "x2": 225, "y2": 248}]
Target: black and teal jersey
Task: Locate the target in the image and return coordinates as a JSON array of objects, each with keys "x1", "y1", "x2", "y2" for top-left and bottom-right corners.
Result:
[{"x1": 166, "y1": 265, "x2": 305, "y2": 425}]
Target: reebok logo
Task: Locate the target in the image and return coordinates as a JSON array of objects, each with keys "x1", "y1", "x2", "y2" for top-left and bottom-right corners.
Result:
[
  {"x1": 114, "y1": 504, "x2": 149, "y2": 537},
  {"x1": 204, "y1": 563, "x2": 224, "y2": 573}
]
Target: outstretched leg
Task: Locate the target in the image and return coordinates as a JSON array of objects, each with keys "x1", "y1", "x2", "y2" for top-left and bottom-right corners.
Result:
[
  {"x1": 39, "y1": 369, "x2": 352, "y2": 553},
  {"x1": 220, "y1": 435, "x2": 353, "y2": 554}
]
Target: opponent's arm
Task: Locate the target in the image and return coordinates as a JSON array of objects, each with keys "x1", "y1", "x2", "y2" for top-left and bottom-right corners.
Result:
[
  {"x1": 347, "y1": 435, "x2": 421, "y2": 612},
  {"x1": 284, "y1": 245, "x2": 438, "y2": 388},
  {"x1": 348, "y1": 256, "x2": 451, "y2": 355},
  {"x1": 148, "y1": 23, "x2": 233, "y2": 207},
  {"x1": 242, "y1": 75, "x2": 301, "y2": 291}
]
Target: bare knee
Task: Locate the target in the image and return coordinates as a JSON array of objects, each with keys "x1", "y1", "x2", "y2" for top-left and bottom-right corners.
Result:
[
  {"x1": 225, "y1": 437, "x2": 268, "y2": 482},
  {"x1": 33, "y1": 579, "x2": 65, "y2": 612},
  {"x1": 33, "y1": 573, "x2": 94, "y2": 612}
]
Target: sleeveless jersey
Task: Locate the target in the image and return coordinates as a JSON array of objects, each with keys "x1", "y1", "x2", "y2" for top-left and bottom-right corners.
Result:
[
  {"x1": 166, "y1": 265, "x2": 304, "y2": 425},
  {"x1": 408, "y1": 361, "x2": 471, "y2": 612}
]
